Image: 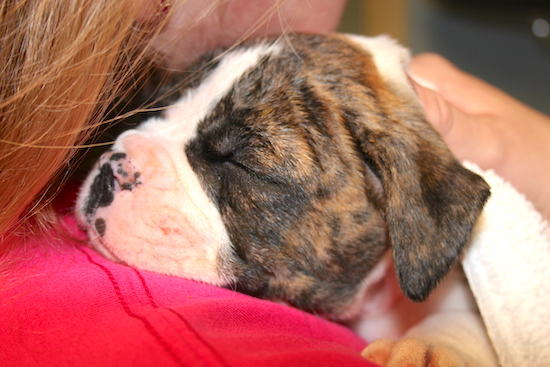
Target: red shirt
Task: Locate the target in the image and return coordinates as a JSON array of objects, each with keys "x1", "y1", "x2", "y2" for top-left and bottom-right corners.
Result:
[{"x1": 1, "y1": 210, "x2": 377, "y2": 366}]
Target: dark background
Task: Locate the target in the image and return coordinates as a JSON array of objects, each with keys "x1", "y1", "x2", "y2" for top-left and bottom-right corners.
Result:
[{"x1": 339, "y1": 0, "x2": 550, "y2": 115}]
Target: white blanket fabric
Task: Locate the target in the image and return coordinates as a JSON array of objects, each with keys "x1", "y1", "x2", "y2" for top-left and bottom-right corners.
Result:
[{"x1": 462, "y1": 162, "x2": 550, "y2": 367}]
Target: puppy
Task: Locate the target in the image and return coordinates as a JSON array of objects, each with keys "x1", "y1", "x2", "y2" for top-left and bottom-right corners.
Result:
[{"x1": 76, "y1": 34, "x2": 496, "y2": 366}]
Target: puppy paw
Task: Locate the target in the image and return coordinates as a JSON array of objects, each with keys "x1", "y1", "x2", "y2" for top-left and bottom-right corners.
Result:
[
  {"x1": 361, "y1": 338, "x2": 396, "y2": 366},
  {"x1": 361, "y1": 338, "x2": 477, "y2": 367}
]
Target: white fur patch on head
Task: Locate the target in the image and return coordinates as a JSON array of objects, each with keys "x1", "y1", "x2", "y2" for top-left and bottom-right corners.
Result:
[
  {"x1": 160, "y1": 42, "x2": 282, "y2": 141},
  {"x1": 76, "y1": 42, "x2": 281, "y2": 286},
  {"x1": 344, "y1": 34, "x2": 417, "y2": 103}
]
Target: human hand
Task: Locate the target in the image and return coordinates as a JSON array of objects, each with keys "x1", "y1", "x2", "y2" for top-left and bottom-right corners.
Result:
[{"x1": 408, "y1": 53, "x2": 550, "y2": 220}]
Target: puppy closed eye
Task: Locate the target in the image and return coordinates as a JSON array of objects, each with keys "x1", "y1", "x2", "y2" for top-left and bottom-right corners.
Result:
[
  {"x1": 187, "y1": 134, "x2": 264, "y2": 185},
  {"x1": 202, "y1": 137, "x2": 236, "y2": 163}
]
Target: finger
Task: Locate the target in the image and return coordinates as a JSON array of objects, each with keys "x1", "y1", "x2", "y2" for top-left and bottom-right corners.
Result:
[
  {"x1": 408, "y1": 53, "x2": 516, "y2": 116},
  {"x1": 410, "y1": 80, "x2": 504, "y2": 170}
]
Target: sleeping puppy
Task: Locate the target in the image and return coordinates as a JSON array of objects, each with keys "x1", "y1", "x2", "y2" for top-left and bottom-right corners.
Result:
[{"x1": 76, "y1": 34, "x2": 497, "y2": 366}]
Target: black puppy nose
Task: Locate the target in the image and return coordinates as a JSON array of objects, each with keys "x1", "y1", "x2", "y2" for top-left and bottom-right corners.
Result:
[{"x1": 84, "y1": 162, "x2": 116, "y2": 220}]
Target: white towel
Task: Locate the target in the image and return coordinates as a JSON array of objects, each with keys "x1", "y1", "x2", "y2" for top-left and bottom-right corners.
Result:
[{"x1": 462, "y1": 162, "x2": 550, "y2": 367}]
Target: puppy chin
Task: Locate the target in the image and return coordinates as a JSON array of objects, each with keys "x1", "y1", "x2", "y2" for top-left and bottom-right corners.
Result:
[
  {"x1": 88, "y1": 235, "x2": 122, "y2": 263},
  {"x1": 336, "y1": 252, "x2": 397, "y2": 321}
]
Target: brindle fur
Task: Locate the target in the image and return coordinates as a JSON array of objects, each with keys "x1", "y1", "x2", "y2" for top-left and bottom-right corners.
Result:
[
  {"x1": 82, "y1": 34, "x2": 490, "y2": 318},
  {"x1": 182, "y1": 34, "x2": 490, "y2": 315}
]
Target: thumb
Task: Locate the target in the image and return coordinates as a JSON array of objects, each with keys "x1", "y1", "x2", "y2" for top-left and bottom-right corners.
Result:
[
  {"x1": 407, "y1": 74, "x2": 502, "y2": 170},
  {"x1": 408, "y1": 54, "x2": 550, "y2": 220}
]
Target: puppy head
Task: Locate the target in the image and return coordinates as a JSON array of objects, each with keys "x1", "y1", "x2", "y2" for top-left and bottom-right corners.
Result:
[{"x1": 76, "y1": 34, "x2": 489, "y2": 318}]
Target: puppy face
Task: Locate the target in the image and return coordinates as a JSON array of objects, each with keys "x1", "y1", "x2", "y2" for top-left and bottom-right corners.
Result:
[{"x1": 76, "y1": 34, "x2": 490, "y2": 319}]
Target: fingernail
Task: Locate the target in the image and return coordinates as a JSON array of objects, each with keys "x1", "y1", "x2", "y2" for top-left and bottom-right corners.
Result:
[{"x1": 406, "y1": 70, "x2": 439, "y2": 92}]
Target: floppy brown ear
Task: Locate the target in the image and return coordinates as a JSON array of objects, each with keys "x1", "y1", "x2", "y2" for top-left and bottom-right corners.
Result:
[{"x1": 344, "y1": 101, "x2": 490, "y2": 302}]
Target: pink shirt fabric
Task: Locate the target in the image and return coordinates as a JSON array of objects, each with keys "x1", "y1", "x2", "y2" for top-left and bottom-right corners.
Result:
[{"x1": 1, "y1": 197, "x2": 377, "y2": 366}]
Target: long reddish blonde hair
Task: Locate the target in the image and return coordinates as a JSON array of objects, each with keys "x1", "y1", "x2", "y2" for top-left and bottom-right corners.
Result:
[{"x1": 0, "y1": 0, "x2": 162, "y2": 255}]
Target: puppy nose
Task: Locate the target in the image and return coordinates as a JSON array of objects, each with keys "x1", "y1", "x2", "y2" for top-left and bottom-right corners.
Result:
[
  {"x1": 84, "y1": 159, "x2": 116, "y2": 218},
  {"x1": 99, "y1": 152, "x2": 141, "y2": 192}
]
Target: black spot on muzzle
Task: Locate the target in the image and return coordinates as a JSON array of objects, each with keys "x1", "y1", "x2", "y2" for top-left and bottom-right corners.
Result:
[{"x1": 84, "y1": 163, "x2": 116, "y2": 222}]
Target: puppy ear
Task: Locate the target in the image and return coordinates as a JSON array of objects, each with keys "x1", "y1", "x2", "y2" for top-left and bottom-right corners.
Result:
[{"x1": 346, "y1": 105, "x2": 490, "y2": 302}]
